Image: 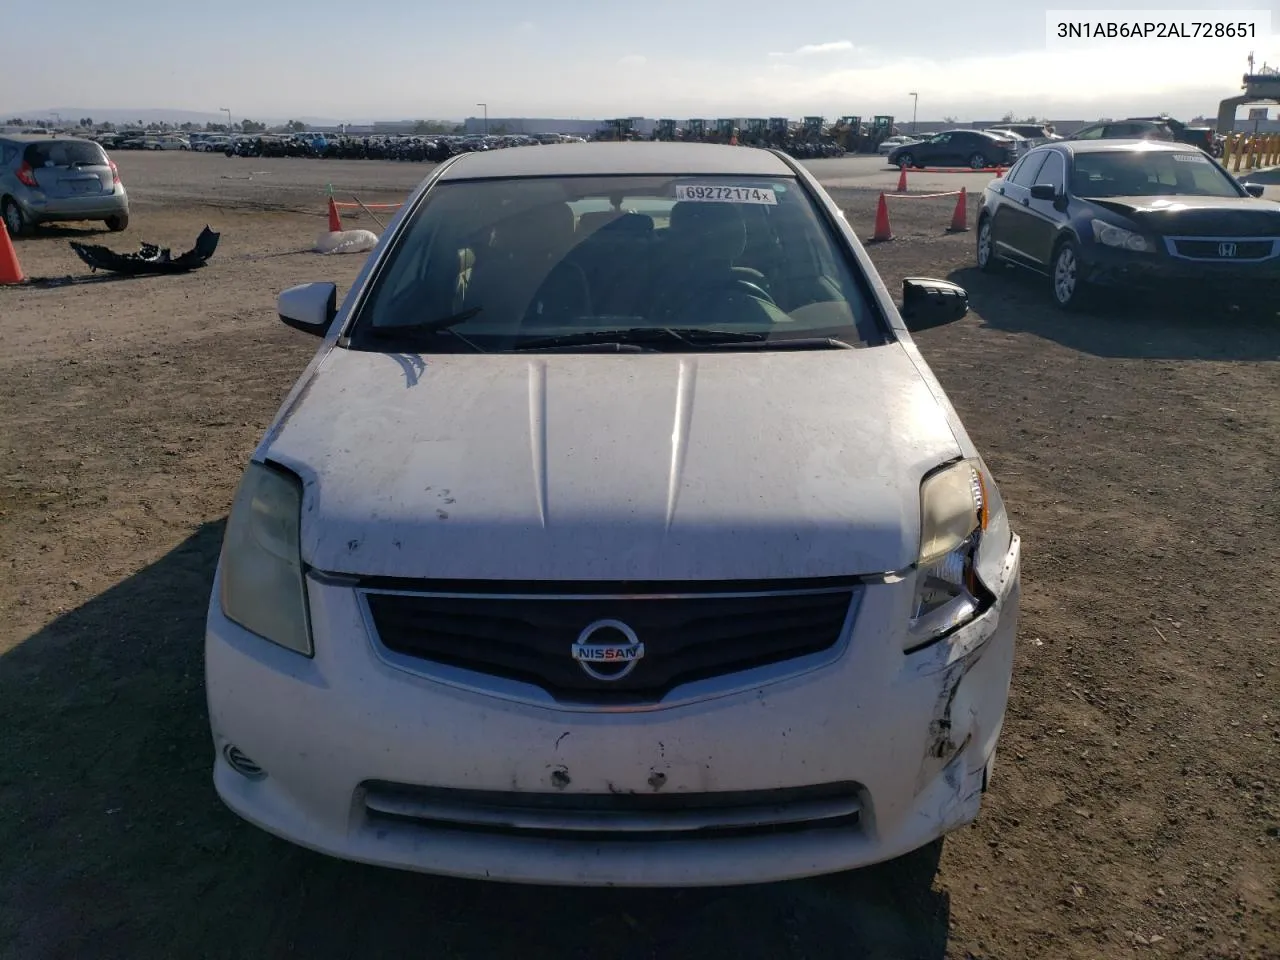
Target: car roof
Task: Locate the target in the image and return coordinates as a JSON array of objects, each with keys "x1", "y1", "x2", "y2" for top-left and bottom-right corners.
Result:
[
  {"x1": 1056, "y1": 138, "x2": 1203, "y2": 155},
  {"x1": 1, "y1": 133, "x2": 98, "y2": 143},
  {"x1": 436, "y1": 142, "x2": 796, "y2": 181}
]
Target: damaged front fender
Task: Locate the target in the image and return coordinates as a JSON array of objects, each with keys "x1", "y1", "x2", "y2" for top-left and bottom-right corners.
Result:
[{"x1": 910, "y1": 533, "x2": 1021, "y2": 826}]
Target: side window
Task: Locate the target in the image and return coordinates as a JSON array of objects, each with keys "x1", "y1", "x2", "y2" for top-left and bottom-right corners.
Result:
[
  {"x1": 1036, "y1": 153, "x2": 1066, "y2": 191},
  {"x1": 1008, "y1": 152, "x2": 1048, "y2": 187},
  {"x1": 932, "y1": 134, "x2": 952, "y2": 144},
  {"x1": 1073, "y1": 125, "x2": 1104, "y2": 140}
]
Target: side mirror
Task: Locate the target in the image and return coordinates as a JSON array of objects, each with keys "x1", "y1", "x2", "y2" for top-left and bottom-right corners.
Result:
[
  {"x1": 1030, "y1": 183, "x2": 1058, "y2": 201},
  {"x1": 900, "y1": 277, "x2": 968, "y2": 331},
  {"x1": 278, "y1": 282, "x2": 337, "y2": 336},
  {"x1": 1242, "y1": 182, "x2": 1265, "y2": 198}
]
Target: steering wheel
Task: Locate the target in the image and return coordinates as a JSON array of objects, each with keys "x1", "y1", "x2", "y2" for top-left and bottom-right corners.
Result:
[
  {"x1": 660, "y1": 278, "x2": 780, "y2": 326},
  {"x1": 726, "y1": 277, "x2": 777, "y2": 305},
  {"x1": 667, "y1": 277, "x2": 776, "y2": 313}
]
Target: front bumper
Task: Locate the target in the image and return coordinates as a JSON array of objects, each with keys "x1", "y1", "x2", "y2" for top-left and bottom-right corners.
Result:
[
  {"x1": 20, "y1": 187, "x2": 128, "y2": 223},
  {"x1": 1082, "y1": 243, "x2": 1280, "y2": 300},
  {"x1": 205, "y1": 535, "x2": 1021, "y2": 887}
]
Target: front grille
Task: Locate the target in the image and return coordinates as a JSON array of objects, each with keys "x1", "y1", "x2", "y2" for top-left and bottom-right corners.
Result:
[
  {"x1": 363, "y1": 582, "x2": 858, "y2": 702},
  {"x1": 1170, "y1": 238, "x2": 1277, "y2": 260},
  {"x1": 359, "y1": 780, "x2": 862, "y2": 842}
]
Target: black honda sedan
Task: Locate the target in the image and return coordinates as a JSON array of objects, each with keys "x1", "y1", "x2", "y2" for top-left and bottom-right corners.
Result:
[
  {"x1": 886, "y1": 129, "x2": 1017, "y2": 170},
  {"x1": 975, "y1": 139, "x2": 1278, "y2": 310}
]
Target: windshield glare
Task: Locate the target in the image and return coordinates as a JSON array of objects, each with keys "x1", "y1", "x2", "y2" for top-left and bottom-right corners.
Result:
[
  {"x1": 1071, "y1": 150, "x2": 1240, "y2": 199},
  {"x1": 351, "y1": 175, "x2": 883, "y2": 351}
]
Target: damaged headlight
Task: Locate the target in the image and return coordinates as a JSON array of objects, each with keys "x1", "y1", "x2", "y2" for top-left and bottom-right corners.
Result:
[
  {"x1": 219, "y1": 462, "x2": 313, "y2": 656},
  {"x1": 906, "y1": 460, "x2": 991, "y2": 652},
  {"x1": 1090, "y1": 219, "x2": 1153, "y2": 253}
]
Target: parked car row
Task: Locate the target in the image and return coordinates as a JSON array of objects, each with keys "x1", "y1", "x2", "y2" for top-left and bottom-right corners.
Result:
[
  {"x1": 1066, "y1": 116, "x2": 1219, "y2": 156},
  {"x1": 882, "y1": 116, "x2": 1226, "y2": 169},
  {"x1": 95, "y1": 134, "x2": 190, "y2": 151},
  {"x1": 215, "y1": 131, "x2": 591, "y2": 161}
]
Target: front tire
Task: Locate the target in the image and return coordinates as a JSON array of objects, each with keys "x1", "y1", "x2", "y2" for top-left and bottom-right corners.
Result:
[
  {"x1": 1, "y1": 197, "x2": 28, "y2": 237},
  {"x1": 1050, "y1": 238, "x2": 1090, "y2": 310},
  {"x1": 897, "y1": 153, "x2": 914, "y2": 169}
]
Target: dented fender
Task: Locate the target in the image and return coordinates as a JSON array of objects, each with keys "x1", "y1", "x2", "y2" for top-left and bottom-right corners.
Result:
[{"x1": 909, "y1": 533, "x2": 1020, "y2": 816}]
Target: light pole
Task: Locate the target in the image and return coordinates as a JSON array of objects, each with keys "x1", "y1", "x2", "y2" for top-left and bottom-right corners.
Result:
[
  {"x1": 909, "y1": 92, "x2": 918, "y2": 134},
  {"x1": 477, "y1": 103, "x2": 488, "y2": 135},
  {"x1": 220, "y1": 107, "x2": 232, "y2": 132}
]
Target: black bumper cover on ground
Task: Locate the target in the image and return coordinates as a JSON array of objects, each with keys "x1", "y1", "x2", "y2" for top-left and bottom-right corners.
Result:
[{"x1": 69, "y1": 226, "x2": 219, "y2": 275}]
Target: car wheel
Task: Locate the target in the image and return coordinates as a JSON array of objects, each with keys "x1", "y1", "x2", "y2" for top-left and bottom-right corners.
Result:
[
  {"x1": 976, "y1": 216, "x2": 998, "y2": 272},
  {"x1": 1050, "y1": 238, "x2": 1089, "y2": 310},
  {"x1": 104, "y1": 213, "x2": 129, "y2": 232},
  {"x1": 968, "y1": 152, "x2": 988, "y2": 170},
  {"x1": 897, "y1": 153, "x2": 914, "y2": 169},
  {"x1": 1, "y1": 197, "x2": 28, "y2": 237}
]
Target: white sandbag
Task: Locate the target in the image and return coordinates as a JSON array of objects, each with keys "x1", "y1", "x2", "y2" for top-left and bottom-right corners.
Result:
[{"x1": 314, "y1": 230, "x2": 379, "y2": 254}]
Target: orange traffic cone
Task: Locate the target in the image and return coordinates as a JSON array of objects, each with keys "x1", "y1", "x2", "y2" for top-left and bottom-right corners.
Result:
[
  {"x1": 870, "y1": 192, "x2": 893, "y2": 242},
  {"x1": 948, "y1": 188, "x2": 969, "y2": 232},
  {"x1": 327, "y1": 197, "x2": 343, "y2": 232},
  {"x1": 0, "y1": 218, "x2": 24, "y2": 285},
  {"x1": 896, "y1": 166, "x2": 908, "y2": 192}
]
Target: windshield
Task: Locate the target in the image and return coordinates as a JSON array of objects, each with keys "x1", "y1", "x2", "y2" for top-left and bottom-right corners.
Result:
[
  {"x1": 348, "y1": 174, "x2": 885, "y2": 352},
  {"x1": 1071, "y1": 149, "x2": 1241, "y2": 199}
]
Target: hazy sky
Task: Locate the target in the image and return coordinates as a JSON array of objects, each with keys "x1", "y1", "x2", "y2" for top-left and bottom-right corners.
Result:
[{"x1": 3, "y1": 0, "x2": 1277, "y2": 120}]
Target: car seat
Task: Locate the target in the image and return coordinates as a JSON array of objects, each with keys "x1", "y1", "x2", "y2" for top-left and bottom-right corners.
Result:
[
  {"x1": 567, "y1": 213, "x2": 655, "y2": 319},
  {"x1": 465, "y1": 202, "x2": 591, "y2": 326},
  {"x1": 652, "y1": 202, "x2": 771, "y2": 321}
]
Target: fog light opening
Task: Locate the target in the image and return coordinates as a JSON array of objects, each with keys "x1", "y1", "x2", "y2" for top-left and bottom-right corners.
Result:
[{"x1": 223, "y1": 743, "x2": 267, "y2": 781}]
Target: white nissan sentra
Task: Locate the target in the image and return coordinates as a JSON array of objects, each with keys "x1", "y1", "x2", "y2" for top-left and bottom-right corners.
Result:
[{"x1": 206, "y1": 142, "x2": 1021, "y2": 886}]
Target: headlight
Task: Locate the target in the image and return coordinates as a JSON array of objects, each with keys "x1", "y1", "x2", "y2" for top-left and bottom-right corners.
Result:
[
  {"x1": 1090, "y1": 219, "x2": 1153, "y2": 253},
  {"x1": 219, "y1": 462, "x2": 313, "y2": 656},
  {"x1": 906, "y1": 459, "x2": 990, "y2": 652}
]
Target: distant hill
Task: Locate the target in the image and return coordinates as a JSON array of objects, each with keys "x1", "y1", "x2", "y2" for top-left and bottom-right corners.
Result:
[{"x1": 7, "y1": 107, "x2": 349, "y2": 126}]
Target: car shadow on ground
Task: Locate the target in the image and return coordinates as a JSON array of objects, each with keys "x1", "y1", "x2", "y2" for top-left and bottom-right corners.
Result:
[
  {"x1": 1, "y1": 522, "x2": 951, "y2": 960},
  {"x1": 948, "y1": 265, "x2": 1280, "y2": 361},
  {"x1": 26, "y1": 272, "x2": 173, "y2": 289},
  {"x1": 19, "y1": 223, "x2": 115, "y2": 240}
]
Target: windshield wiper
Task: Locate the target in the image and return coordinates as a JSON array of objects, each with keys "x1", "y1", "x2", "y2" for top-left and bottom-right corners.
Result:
[
  {"x1": 512, "y1": 327, "x2": 766, "y2": 351},
  {"x1": 363, "y1": 308, "x2": 485, "y2": 352},
  {"x1": 365, "y1": 307, "x2": 483, "y2": 338},
  {"x1": 711, "y1": 337, "x2": 857, "y2": 350}
]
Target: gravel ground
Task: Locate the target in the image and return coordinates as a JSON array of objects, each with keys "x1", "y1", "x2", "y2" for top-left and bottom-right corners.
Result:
[{"x1": 1, "y1": 150, "x2": 1277, "y2": 960}]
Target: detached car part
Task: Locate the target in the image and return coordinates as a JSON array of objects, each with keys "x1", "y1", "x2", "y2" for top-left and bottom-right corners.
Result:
[{"x1": 69, "y1": 226, "x2": 219, "y2": 275}]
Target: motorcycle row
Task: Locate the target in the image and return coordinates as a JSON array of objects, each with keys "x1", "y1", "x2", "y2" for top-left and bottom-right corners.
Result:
[{"x1": 224, "y1": 136, "x2": 504, "y2": 161}]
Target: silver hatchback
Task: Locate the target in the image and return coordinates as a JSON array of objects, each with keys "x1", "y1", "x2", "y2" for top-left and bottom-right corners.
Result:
[{"x1": 0, "y1": 135, "x2": 130, "y2": 236}]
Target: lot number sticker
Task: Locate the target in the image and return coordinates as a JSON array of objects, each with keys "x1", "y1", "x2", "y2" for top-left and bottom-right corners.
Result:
[
  {"x1": 1172, "y1": 153, "x2": 1209, "y2": 163},
  {"x1": 676, "y1": 184, "x2": 778, "y2": 204}
]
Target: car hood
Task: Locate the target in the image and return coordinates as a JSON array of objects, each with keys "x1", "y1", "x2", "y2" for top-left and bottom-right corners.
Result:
[
  {"x1": 263, "y1": 345, "x2": 964, "y2": 582},
  {"x1": 1086, "y1": 195, "x2": 1280, "y2": 236}
]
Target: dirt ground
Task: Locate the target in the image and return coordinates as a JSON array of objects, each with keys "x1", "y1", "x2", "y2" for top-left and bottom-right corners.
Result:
[{"x1": 1, "y1": 151, "x2": 1277, "y2": 960}]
